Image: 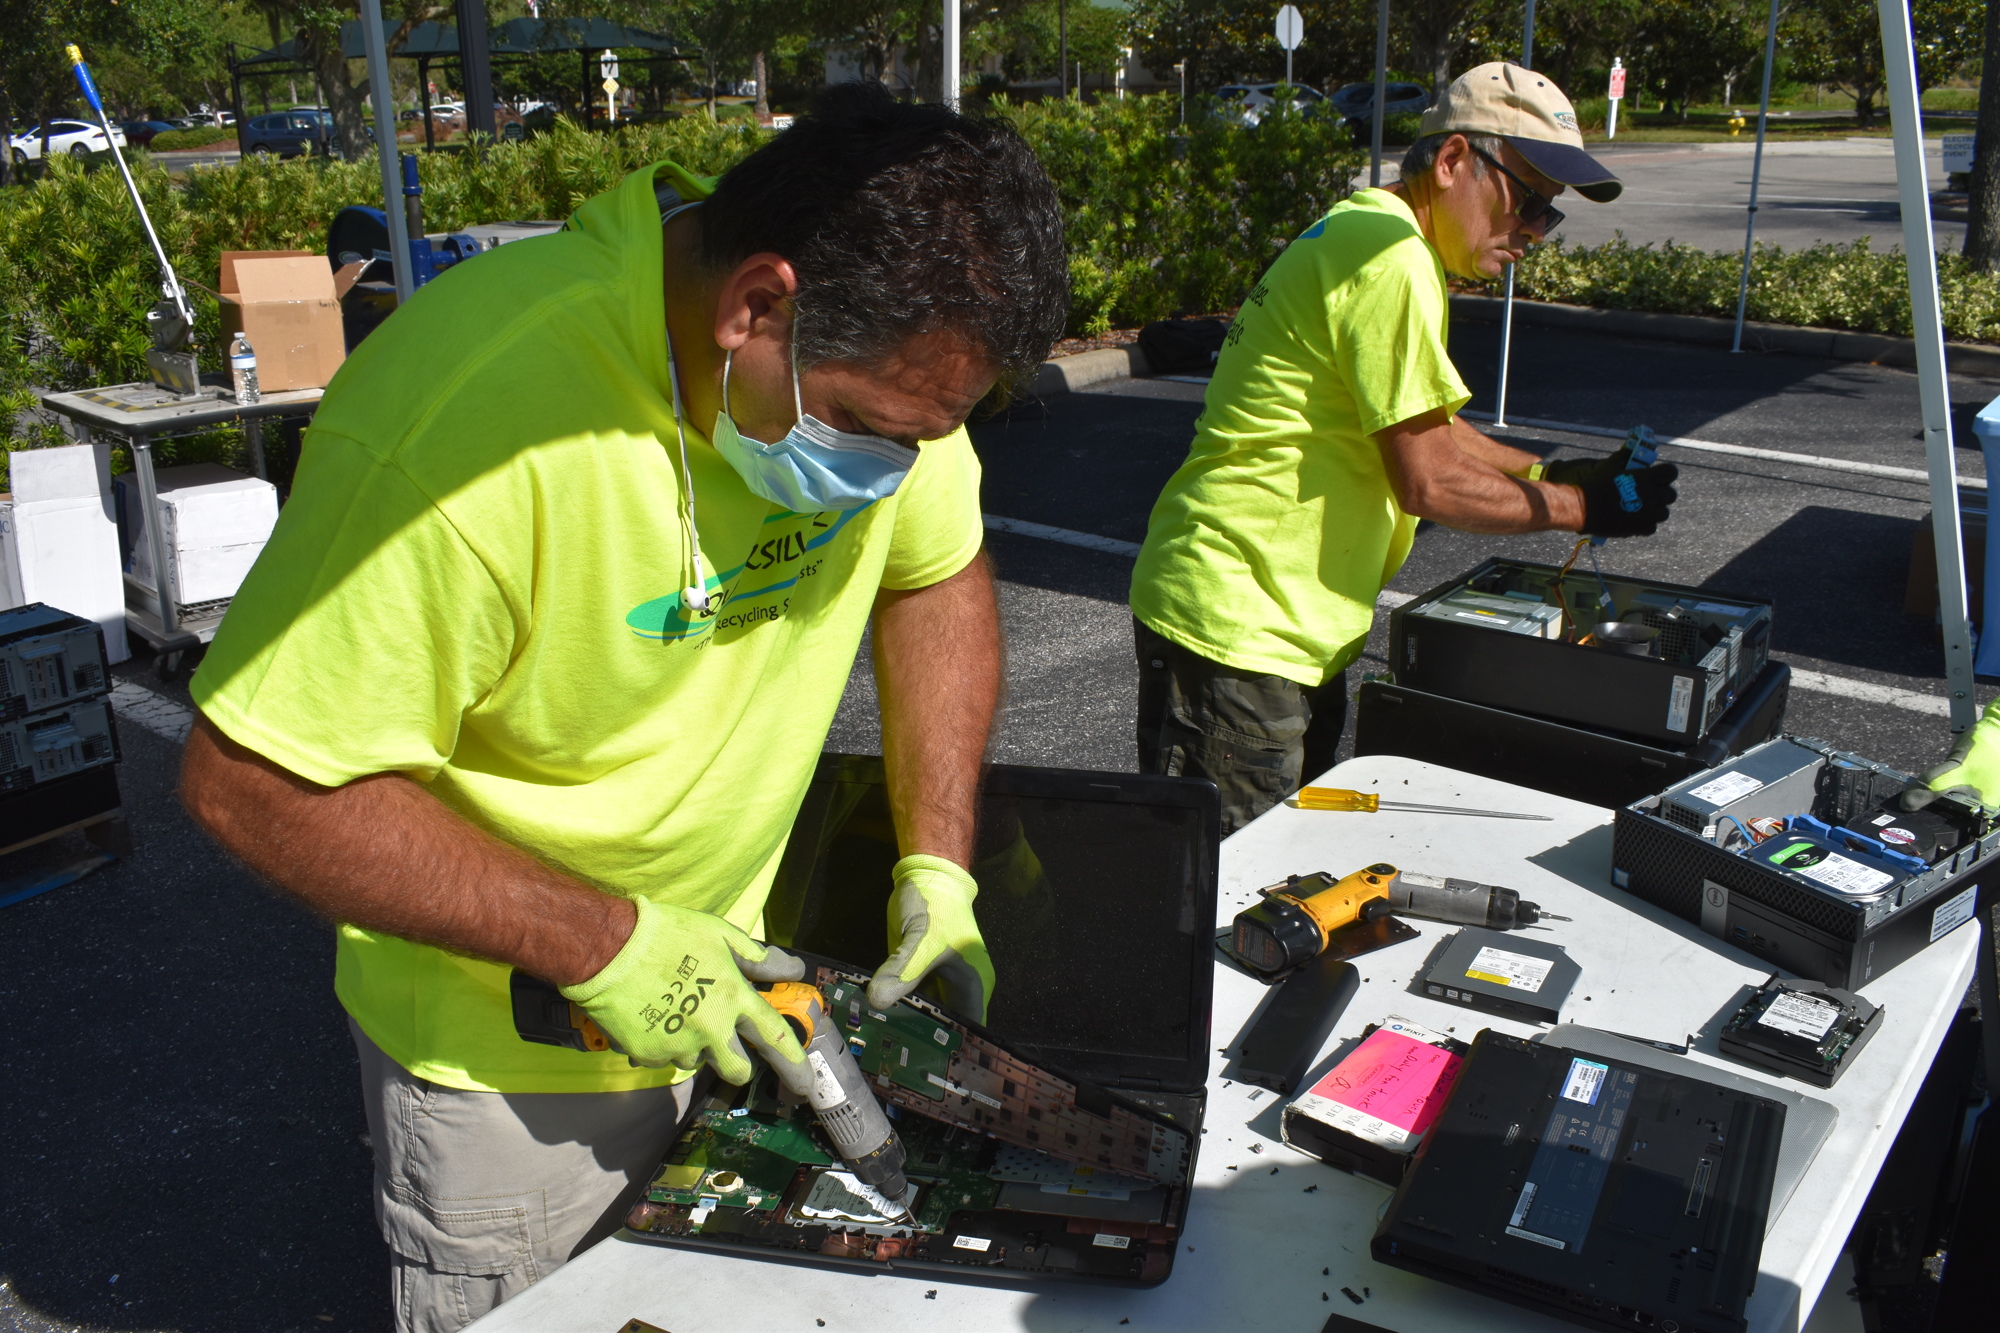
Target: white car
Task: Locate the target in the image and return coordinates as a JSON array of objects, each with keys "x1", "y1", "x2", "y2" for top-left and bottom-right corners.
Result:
[
  {"x1": 1217, "y1": 83, "x2": 1327, "y2": 127},
  {"x1": 9, "y1": 119, "x2": 127, "y2": 164}
]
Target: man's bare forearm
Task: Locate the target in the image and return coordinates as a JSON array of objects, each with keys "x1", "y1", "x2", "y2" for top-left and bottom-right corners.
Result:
[
  {"x1": 1377, "y1": 410, "x2": 1584, "y2": 533},
  {"x1": 180, "y1": 717, "x2": 633, "y2": 985},
  {"x1": 872, "y1": 553, "x2": 1003, "y2": 868},
  {"x1": 1451, "y1": 417, "x2": 1545, "y2": 476}
]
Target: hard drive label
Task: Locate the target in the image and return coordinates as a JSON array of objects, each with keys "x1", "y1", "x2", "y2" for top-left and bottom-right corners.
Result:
[
  {"x1": 1767, "y1": 841, "x2": 1894, "y2": 895},
  {"x1": 1756, "y1": 991, "x2": 1840, "y2": 1040},
  {"x1": 1466, "y1": 946, "x2": 1553, "y2": 992},
  {"x1": 1931, "y1": 885, "x2": 1978, "y2": 942}
]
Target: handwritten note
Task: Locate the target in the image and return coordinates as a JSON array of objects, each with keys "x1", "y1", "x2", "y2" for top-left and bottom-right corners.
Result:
[{"x1": 1289, "y1": 1029, "x2": 1464, "y2": 1151}]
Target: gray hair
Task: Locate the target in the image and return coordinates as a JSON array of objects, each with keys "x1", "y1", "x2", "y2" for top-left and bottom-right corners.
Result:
[{"x1": 1399, "y1": 132, "x2": 1505, "y2": 184}]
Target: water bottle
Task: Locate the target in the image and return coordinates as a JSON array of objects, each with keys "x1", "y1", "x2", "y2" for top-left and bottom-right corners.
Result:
[{"x1": 229, "y1": 334, "x2": 260, "y2": 404}]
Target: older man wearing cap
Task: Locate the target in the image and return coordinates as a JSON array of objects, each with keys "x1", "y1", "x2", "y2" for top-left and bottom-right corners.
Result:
[{"x1": 1128, "y1": 62, "x2": 1682, "y2": 834}]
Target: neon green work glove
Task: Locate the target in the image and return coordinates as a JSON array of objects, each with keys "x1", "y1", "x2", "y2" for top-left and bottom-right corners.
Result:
[
  {"x1": 1900, "y1": 696, "x2": 2000, "y2": 811},
  {"x1": 867, "y1": 854, "x2": 996, "y2": 1023},
  {"x1": 560, "y1": 896, "x2": 813, "y2": 1097}
]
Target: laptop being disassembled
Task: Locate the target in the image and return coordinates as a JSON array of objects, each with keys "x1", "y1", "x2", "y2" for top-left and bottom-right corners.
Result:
[{"x1": 621, "y1": 756, "x2": 1221, "y2": 1286}]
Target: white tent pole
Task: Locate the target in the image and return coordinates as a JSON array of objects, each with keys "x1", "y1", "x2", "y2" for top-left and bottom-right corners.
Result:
[
  {"x1": 942, "y1": 0, "x2": 960, "y2": 109},
  {"x1": 361, "y1": 0, "x2": 414, "y2": 303},
  {"x1": 1493, "y1": 1, "x2": 1536, "y2": 429},
  {"x1": 1878, "y1": 0, "x2": 1977, "y2": 731},
  {"x1": 1730, "y1": 0, "x2": 1781, "y2": 353},
  {"x1": 1368, "y1": 0, "x2": 1388, "y2": 187}
]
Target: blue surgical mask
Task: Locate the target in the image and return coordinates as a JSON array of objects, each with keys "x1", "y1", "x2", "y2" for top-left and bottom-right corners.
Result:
[{"x1": 708, "y1": 346, "x2": 918, "y2": 512}]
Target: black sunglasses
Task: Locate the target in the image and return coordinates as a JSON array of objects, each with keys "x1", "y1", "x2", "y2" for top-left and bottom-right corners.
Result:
[{"x1": 1470, "y1": 145, "x2": 1566, "y2": 232}]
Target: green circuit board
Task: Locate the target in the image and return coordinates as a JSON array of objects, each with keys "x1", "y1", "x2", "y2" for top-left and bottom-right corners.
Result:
[
  {"x1": 822, "y1": 978, "x2": 961, "y2": 1100},
  {"x1": 645, "y1": 1096, "x2": 1003, "y2": 1233}
]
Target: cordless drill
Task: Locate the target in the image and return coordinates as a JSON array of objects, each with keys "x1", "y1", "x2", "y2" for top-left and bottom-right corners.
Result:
[{"x1": 509, "y1": 969, "x2": 913, "y2": 1215}]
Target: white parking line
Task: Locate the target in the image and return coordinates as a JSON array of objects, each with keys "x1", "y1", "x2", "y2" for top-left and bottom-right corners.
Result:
[
  {"x1": 983, "y1": 515, "x2": 1953, "y2": 718},
  {"x1": 1786, "y1": 668, "x2": 1951, "y2": 717},
  {"x1": 1458, "y1": 409, "x2": 1982, "y2": 490},
  {"x1": 982, "y1": 514, "x2": 1142, "y2": 557},
  {"x1": 109, "y1": 680, "x2": 195, "y2": 744}
]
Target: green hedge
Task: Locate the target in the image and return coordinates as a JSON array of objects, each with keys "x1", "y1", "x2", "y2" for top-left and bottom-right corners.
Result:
[
  {"x1": 0, "y1": 104, "x2": 1363, "y2": 463},
  {"x1": 148, "y1": 126, "x2": 237, "y2": 152},
  {"x1": 995, "y1": 95, "x2": 1363, "y2": 334},
  {"x1": 1492, "y1": 235, "x2": 2000, "y2": 343}
]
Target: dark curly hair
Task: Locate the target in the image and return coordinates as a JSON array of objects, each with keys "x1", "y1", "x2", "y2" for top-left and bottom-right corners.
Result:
[{"x1": 700, "y1": 83, "x2": 1068, "y2": 401}]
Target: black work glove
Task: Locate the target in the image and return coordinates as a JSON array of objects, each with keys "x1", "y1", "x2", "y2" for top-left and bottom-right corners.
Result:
[
  {"x1": 1540, "y1": 442, "x2": 1640, "y2": 487},
  {"x1": 1576, "y1": 462, "x2": 1679, "y2": 538}
]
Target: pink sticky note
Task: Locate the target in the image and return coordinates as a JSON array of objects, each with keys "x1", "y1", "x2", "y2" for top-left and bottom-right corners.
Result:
[{"x1": 1304, "y1": 1029, "x2": 1463, "y2": 1138}]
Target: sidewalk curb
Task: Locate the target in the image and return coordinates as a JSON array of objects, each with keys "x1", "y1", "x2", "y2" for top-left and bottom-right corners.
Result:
[
  {"x1": 1032, "y1": 344, "x2": 1151, "y2": 396},
  {"x1": 1030, "y1": 301, "x2": 2000, "y2": 393},
  {"x1": 1449, "y1": 294, "x2": 2000, "y2": 381}
]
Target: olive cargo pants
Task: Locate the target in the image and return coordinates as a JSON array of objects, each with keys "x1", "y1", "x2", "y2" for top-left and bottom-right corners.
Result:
[{"x1": 1133, "y1": 617, "x2": 1348, "y2": 836}]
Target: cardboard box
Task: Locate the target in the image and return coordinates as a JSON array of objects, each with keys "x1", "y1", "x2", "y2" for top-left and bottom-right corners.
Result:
[
  {"x1": 218, "y1": 250, "x2": 346, "y2": 391},
  {"x1": 116, "y1": 463, "x2": 278, "y2": 608},
  {"x1": 0, "y1": 443, "x2": 129, "y2": 663}
]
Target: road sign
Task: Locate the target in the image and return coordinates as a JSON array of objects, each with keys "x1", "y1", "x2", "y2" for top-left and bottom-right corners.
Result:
[
  {"x1": 1275, "y1": 5, "x2": 1304, "y2": 51},
  {"x1": 599, "y1": 49, "x2": 619, "y2": 82},
  {"x1": 1945, "y1": 133, "x2": 1976, "y2": 175},
  {"x1": 602, "y1": 78, "x2": 619, "y2": 95},
  {"x1": 1608, "y1": 59, "x2": 1626, "y2": 100}
]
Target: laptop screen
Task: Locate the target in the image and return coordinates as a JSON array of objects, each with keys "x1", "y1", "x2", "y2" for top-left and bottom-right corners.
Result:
[{"x1": 765, "y1": 754, "x2": 1220, "y2": 1092}]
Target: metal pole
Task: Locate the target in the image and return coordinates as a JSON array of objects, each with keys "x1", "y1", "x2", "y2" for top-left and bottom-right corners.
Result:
[
  {"x1": 1494, "y1": 0, "x2": 1537, "y2": 429},
  {"x1": 132, "y1": 438, "x2": 179, "y2": 636},
  {"x1": 942, "y1": 0, "x2": 960, "y2": 108},
  {"x1": 456, "y1": 0, "x2": 496, "y2": 139},
  {"x1": 361, "y1": 0, "x2": 415, "y2": 303},
  {"x1": 1286, "y1": 48, "x2": 1293, "y2": 89},
  {"x1": 1731, "y1": 0, "x2": 1782, "y2": 353},
  {"x1": 1369, "y1": 0, "x2": 1389, "y2": 187},
  {"x1": 1059, "y1": 0, "x2": 1067, "y2": 98},
  {"x1": 1878, "y1": 0, "x2": 1977, "y2": 732}
]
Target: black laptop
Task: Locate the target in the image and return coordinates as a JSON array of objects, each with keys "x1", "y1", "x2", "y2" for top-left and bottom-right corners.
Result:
[
  {"x1": 1374, "y1": 1030, "x2": 1785, "y2": 1333},
  {"x1": 622, "y1": 755, "x2": 1221, "y2": 1286}
]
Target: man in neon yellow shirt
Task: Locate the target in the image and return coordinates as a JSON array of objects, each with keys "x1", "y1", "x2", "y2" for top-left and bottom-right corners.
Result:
[
  {"x1": 1130, "y1": 63, "x2": 1679, "y2": 832},
  {"x1": 180, "y1": 87, "x2": 1066, "y2": 1329}
]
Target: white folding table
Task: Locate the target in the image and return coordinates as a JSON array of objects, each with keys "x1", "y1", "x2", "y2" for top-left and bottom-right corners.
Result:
[{"x1": 467, "y1": 756, "x2": 1977, "y2": 1333}]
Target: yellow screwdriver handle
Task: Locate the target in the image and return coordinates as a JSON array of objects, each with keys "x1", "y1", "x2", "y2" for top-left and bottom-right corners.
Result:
[{"x1": 1295, "y1": 787, "x2": 1379, "y2": 812}]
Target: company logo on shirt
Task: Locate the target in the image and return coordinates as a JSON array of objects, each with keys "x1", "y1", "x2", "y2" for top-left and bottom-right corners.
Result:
[{"x1": 624, "y1": 504, "x2": 868, "y2": 643}]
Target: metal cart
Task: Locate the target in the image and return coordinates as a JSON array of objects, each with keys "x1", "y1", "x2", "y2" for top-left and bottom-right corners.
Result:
[{"x1": 37, "y1": 381, "x2": 322, "y2": 678}]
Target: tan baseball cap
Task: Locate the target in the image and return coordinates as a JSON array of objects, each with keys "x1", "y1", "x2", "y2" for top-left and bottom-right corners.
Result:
[{"x1": 1419, "y1": 61, "x2": 1621, "y2": 202}]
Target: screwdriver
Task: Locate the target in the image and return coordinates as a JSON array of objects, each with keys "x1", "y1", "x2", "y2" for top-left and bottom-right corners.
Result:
[{"x1": 1291, "y1": 786, "x2": 1552, "y2": 821}]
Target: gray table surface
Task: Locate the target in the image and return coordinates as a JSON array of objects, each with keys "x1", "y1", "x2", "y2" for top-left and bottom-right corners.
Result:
[{"x1": 465, "y1": 756, "x2": 1977, "y2": 1333}]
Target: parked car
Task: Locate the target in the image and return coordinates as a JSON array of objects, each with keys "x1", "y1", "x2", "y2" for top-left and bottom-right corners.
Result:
[
  {"x1": 116, "y1": 119, "x2": 179, "y2": 148},
  {"x1": 8, "y1": 119, "x2": 126, "y2": 164},
  {"x1": 1329, "y1": 81, "x2": 1432, "y2": 127},
  {"x1": 241, "y1": 109, "x2": 335, "y2": 158},
  {"x1": 1217, "y1": 83, "x2": 1328, "y2": 127}
]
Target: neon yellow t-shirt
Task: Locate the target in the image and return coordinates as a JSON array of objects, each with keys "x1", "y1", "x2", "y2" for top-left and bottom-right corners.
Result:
[
  {"x1": 1129, "y1": 188, "x2": 1470, "y2": 686},
  {"x1": 190, "y1": 161, "x2": 985, "y2": 1093}
]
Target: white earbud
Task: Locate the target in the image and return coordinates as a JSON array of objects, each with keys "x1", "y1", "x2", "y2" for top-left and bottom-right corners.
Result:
[{"x1": 683, "y1": 551, "x2": 710, "y2": 613}]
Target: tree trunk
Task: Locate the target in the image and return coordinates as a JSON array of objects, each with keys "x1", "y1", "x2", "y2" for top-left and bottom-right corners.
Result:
[
  {"x1": 754, "y1": 51, "x2": 769, "y2": 120},
  {"x1": 300, "y1": 26, "x2": 373, "y2": 162},
  {"x1": 0, "y1": 92, "x2": 12, "y2": 189},
  {"x1": 1966, "y1": 0, "x2": 2000, "y2": 267},
  {"x1": 1855, "y1": 84, "x2": 1878, "y2": 129},
  {"x1": 1431, "y1": 41, "x2": 1453, "y2": 101}
]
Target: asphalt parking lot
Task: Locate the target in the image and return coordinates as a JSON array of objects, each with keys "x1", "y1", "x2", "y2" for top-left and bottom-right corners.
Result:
[
  {"x1": 3, "y1": 323, "x2": 1993, "y2": 1332},
  {"x1": 1545, "y1": 138, "x2": 1962, "y2": 253}
]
